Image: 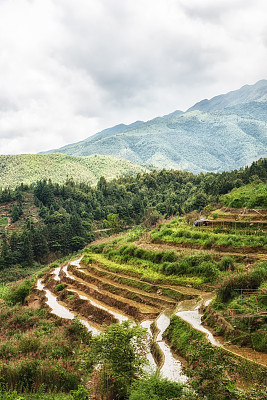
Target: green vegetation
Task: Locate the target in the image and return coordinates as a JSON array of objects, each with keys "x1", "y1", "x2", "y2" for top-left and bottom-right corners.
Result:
[
  {"x1": 0, "y1": 217, "x2": 8, "y2": 227},
  {"x1": 0, "y1": 154, "x2": 147, "y2": 188},
  {"x1": 217, "y1": 264, "x2": 267, "y2": 303},
  {"x1": 0, "y1": 157, "x2": 266, "y2": 398},
  {"x1": 151, "y1": 217, "x2": 267, "y2": 251},
  {"x1": 93, "y1": 321, "x2": 148, "y2": 399},
  {"x1": 206, "y1": 264, "x2": 267, "y2": 351},
  {"x1": 0, "y1": 158, "x2": 266, "y2": 279},
  {"x1": 129, "y1": 373, "x2": 185, "y2": 400},
  {"x1": 222, "y1": 183, "x2": 267, "y2": 208},
  {"x1": 84, "y1": 249, "x2": 205, "y2": 288},
  {"x1": 165, "y1": 316, "x2": 267, "y2": 397},
  {"x1": 0, "y1": 299, "x2": 93, "y2": 394}
]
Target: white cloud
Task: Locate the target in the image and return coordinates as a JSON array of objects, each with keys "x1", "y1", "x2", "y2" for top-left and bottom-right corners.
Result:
[{"x1": 0, "y1": 0, "x2": 266, "y2": 154}]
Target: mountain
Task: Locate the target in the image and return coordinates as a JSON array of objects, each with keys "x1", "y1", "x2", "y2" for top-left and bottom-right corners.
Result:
[
  {"x1": 42, "y1": 80, "x2": 267, "y2": 173},
  {"x1": 0, "y1": 153, "x2": 147, "y2": 188},
  {"x1": 187, "y1": 79, "x2": 267, "y2": 112}
]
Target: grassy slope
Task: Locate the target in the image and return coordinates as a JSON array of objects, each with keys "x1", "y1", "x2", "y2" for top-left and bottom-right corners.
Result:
[
  {"x1": 222, "y1": 182, "x2": 267, "y2": 208},
  {"x1": 0, "y1": 153, "x2": 147, "y2": 188}
]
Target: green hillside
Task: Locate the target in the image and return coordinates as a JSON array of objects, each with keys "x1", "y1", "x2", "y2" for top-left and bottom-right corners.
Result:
[
  {"x1": 0, "y1": 159, "x2": 266, "y2": 399},
  {"x1": 0, "y1": 153, "x2": 147, "y2": 188},
  {"x1": 42, "y1": 80, "x2": 267, "y2": 173},
  {"x1": 222, "y1": 182, "x2": 267, "y2": 208}
]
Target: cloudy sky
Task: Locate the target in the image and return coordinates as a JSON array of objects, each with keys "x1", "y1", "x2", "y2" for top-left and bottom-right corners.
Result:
[{"x1": 0, "y1": 0, "x2": 266, "y2": 154}]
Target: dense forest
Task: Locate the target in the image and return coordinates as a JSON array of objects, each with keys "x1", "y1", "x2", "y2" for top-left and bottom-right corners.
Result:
[{"x1": 0, "y1": 158, "x2": 266, "y2": 271}]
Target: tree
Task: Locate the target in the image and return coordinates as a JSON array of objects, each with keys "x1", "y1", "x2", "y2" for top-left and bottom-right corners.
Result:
[
  {"x1": 20, "y1": 231, "x2": 34, "y2": 265},
  {"x1": 93, "y1": 321, "x2": 148, "y2": 399},
  {"x1": 105, "y1": 213, "x2": 121, "y2": 233}
]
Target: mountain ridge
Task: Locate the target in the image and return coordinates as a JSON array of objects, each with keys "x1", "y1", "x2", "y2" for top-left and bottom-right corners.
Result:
[
  {"x1": 187, "y1": 79, "x2": 267, "y2": 112},
  {"x1": 41, "y1": 80, "x2": 267, "y2": 173}
]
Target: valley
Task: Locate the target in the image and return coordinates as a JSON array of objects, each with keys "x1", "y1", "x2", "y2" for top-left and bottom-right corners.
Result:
[
  {"x1": 27, "y1": 203, "x2": 267, "y2": 398},
  {"x1": 0, "y1": 160, "x2": 266, "y2": 399}
]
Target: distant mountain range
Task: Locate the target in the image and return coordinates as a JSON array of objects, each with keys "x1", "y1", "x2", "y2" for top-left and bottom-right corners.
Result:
[
  {"x1": 0, "y1": 154, "x2": 147, "y2": 188},
  {"x1": 42, "y1": 80, "x2": 267, "y2": 173}
]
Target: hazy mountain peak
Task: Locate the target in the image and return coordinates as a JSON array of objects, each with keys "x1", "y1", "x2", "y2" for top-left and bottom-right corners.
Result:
[
  {"x1": 187, "y1": 79, "x2": 267, "y2": 112},
  {"x1": 41, "y1": 80, "x2": 267, "y2": 174}
]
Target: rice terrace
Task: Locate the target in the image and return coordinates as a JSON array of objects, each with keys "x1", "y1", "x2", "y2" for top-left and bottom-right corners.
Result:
[{"x1": 1, "y1": 167, "x2": 266, "y2": 399}]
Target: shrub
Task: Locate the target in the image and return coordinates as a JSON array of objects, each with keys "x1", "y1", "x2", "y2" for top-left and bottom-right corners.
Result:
[
  {"x1": 161, "y1": 262, "x2": 176, "y2": 276},
  {"x1": 162, "y1": 250, "x2": 177, "y2": 263},
  {"x1": 6, "y1": 280, "x2": 32, "y2": 305},
  {"x1": 219, "y1": 256, "x2": 235, "y2": 271},
  {"x1": 56, "y1": 283, "x2": 66, "y2": 292},
  {"x1": 251, "y1": 330, "x2": 267, "y2": 352},
  {"x1": 129, "y1": 373, "x2": 184, "y2": 400},
  {"x1": 18, "y1": 335, "x2": 40, "y2": 354},
  {"x1": 67, "y1": 317, "x2": 92, "y2": 345},
  {"x1": 71, "y1": 385, "x2": 90, "y2": 400}
]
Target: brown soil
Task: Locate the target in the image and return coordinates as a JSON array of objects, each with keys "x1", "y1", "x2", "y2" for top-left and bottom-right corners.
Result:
[
  {"x1": 80, "y1": 260, "x2": 195, "y2": 302},
  {"x1": 61, "y1": 269, "x2": 159, "y2": 321}
]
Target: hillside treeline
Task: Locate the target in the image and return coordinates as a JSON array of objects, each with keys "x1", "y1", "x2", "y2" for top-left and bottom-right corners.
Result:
[{"x1": 0, "y1": 158, "x2": 266, "y2": 270}]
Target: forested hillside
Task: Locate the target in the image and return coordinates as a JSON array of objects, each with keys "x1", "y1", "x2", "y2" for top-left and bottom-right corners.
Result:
[
  {"x1": 0, "y1": 158, "x2": 266, "y2": 280},
  {"x1": 0, "y1": 153, "x2": 147, "y2": 188}
]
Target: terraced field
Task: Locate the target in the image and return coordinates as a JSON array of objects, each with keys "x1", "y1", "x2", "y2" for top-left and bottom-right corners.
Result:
[
  {"x1": 36, "y1": 254, "x2": 206, "y2": 382},
  {"x1": 151, "y1": 208, "x2": 267, "y2": 254},
  {"x1": 34, "y1": 207, "x2": 267, "y2": 388}
]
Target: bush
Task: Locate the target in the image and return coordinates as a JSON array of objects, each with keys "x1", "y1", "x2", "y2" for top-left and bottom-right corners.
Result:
[
  {"x1": 56, "y1": 284, "x2": 66, "y2": 292},
  {"x1": 129, "y1": 373, "x2": 184, "y2": 400},
  {"x1": 6, "y1": 280, "x2": 32, "y2": 305},
  {"x1": 219, "y1": 256, "x2": 235, "y2": 271},
  {"x1": 251, "y1": 330, "x2": 267, "y2": 352},
  {"x1": 162, "y1": 250, "x2": 177, "y2": 263},
  {"x1": 71, "y1": 385, "x2": 90, "y2": 400},
  {"x1": 161, "y1": 262, "x2": 177, "y2": 276}
]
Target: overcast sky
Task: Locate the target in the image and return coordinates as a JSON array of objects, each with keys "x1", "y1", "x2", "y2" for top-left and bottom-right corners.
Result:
[{"x1": 0, "y1": 0, "x2": 266, "y2": 154}]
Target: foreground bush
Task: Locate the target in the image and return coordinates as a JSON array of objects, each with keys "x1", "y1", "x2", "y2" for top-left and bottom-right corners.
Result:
[{"x1": 129, "y1": 373, "x2": 185, "y2": 400}]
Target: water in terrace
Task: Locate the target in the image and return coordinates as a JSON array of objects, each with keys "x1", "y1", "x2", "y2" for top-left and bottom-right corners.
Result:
[
  {"x1": 175, "y1": 297, "x2": 267, "y2": 367},
  {"x1": 67, "y1": 287, "x2": 129, "y2": 323},
  {"x1": 36, "y1": 279, "x2": 100, "y2": 336},
  {"x1": 156, "y1": 313, "x2": 187, "y2": 383},
  {"x1": 52, "y1": 266, "x2": 61, "y2": 281},
  {"x1": 140, "y1": 320, "x2": 158, "y2": 371},
  {"x1": 44, "y1": 260, "x2": 250, "y2": 378},
  {"x1": 68, "y1": 259, "x2": 190, "y2": 379},
  {"x1": 176, "y1": 295, "x2": 220, "y2": 346}
]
